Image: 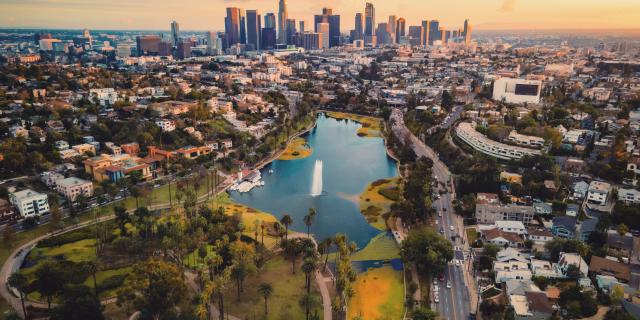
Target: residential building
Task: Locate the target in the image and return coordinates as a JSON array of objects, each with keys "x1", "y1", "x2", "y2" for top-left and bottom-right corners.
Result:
[
  {"x1": 586, "y1": 181, "x2": 610, "y2": 205},
  {"x1": 556, "y1": 252, "x2": 588, "y2": 278},
  {"x1": 475, "y1": 203, "x2": 535, "y2": 225},
  {"x1": 495, "y1": 221, "x2": 527, "y2": 235},
  {"x1": 9, "y1": 189, "x2": 50, "y2": 218},
  {"x1": 55, "y1": 177, "x2": 93, "y2": 201},
  {"x1": 618, "y1": 188, "x2": 640, "y2": 204},
  {"x1": 492, "y1": 78, "x2": 542, "y2": 104},
  {"x1": 456, "y1": 122, "x2": 541, "y2": 160},
  {"x1": 551, "y1": 216, "x2": 577, "y2": 238},
  {"x1": 507, "y1": 131, "x2": 545, "y2": 148}
]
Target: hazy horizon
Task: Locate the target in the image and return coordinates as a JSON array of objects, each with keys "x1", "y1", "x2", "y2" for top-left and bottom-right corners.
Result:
[{"x1": 1, "y1": 0, "x2": 639, "y2": 32}]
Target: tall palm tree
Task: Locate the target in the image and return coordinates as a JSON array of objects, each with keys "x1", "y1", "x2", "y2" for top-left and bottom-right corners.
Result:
[
  {"x1": 280, "y1": 214, "x2": 293, "y2": 241},
  {"x1": 257, "y1": 282, "x2": 273, "y2": 316},
  {"x1": 303, "y1": 208, "x2": 316, "y2": 239},
  {"x1": 8, "y1": 273, "x2": 27, "y2": 319},
  {"x1": 320, "y1": 238, "x2": 333, "y2": 272},
  {"x1": 301, "y1": 256, "x2": 317, "y2": 295}
]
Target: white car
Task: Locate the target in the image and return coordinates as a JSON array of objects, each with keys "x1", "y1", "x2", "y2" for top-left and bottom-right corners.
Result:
[
  {"x1": 434, "y1": 295, "x2": 440, "y2": 303},
  {"x1": 438, "y1": 212, "x2": 442, "y2": 217},
  {"x1": 446, "y1": 281, "x2": 452, "y2": 289},
  {"x1": 450, "y1": 225, "x2": 455, "y2": 231},
  {"x1": 435, "y1": 220, "x2": 439, "y2": 225},
  {"x1": 455, "y1": 260, "x2": 461, "y2": 266}
]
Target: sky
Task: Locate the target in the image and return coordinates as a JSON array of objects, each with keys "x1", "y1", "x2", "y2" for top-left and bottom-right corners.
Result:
[{"x1": 0, "y1": 0, "x2": 639, "y2": 31}]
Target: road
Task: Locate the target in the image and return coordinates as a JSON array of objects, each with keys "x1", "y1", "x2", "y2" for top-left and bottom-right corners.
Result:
[{"x1": 390, "y1": 108, "x2": 472, "y2": 320}]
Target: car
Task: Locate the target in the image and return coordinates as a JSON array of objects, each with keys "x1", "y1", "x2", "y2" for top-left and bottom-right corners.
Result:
[
  {"x1": 434, "y1": 285, "x2": 439, "y2": 292},
  {"x1": 439, "y1": 274, "x2": 445, "y2": 282},
  {"x1": 435, "y1": 220, "x2": 439, "y2": 225},
  {"x1": 438, "y1": 212, "x2": 442, "y2": 217},
  {"x1": 450, "y1": 225, "x2": 455, "y2": 231},
  {"x1": 455, "y1": 260, "x2": 461, "y2": 266},
  {"x1": 433, "y1": 278, "x2": 438, "y2": 285},
  {"x1": 446, "y1": 281, "x2": 452, "y2": 289},
  {"x1": 434, "y1": 296, "x2": 439, "y2": 303},
  {"x1": 439, "y1": 228, "x2": 444, "y2": 234}
]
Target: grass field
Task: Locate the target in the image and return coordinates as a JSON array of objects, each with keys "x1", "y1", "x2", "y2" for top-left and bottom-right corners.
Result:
[
  {"x1": 351, "y1": 233, "x2": 400, "y2": 261},
  {"x1": 223, "y1": 255, "x2": 323, "y2": 320},
  {"x1": 325, "y1": 111, "x2": 383, "y2": 138},
  {"x1": 278, "y1": 137, "x2": 313, "y2": 160},
  {"x1": 359, "y1": 178, "x2": 400, "y2": 231},
  {"x1": 466, "y1": 228, "x2": 478, "y2": 244},
  {"x1": 348, "y1": 266, "x2": 404, "y2": 320}
]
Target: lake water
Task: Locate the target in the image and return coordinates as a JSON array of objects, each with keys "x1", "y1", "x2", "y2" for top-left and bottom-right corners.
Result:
[{"x1": 229, "y1": 113, "x2": 398, "y2": 249}]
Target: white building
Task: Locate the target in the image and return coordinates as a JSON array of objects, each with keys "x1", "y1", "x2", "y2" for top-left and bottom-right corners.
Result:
[
  {"x1": 492, "y1": 78, "x2": 542, "y2": 104},
  {"x1": 507, "y1": 131, "x2": 545, "y2": 149},
  {"x1": 456, "y1": 122, "x2": 541, "y2": 160},
  {"x1": 495, "y1": 221, "x2": 527, "y2": 235},
  {"x1": 155, "y1": 120, "x2": 176, "y2": 132},
  {"x1": 586, "y1": 181, "x2": 610, "y2": 205},
  {"x1": 9, "y1": 189, "x2": 50, "y2": 218},
  {"x1": 476, "y1": 204, "x2": 535, "y2": 225},
  {"x1": 618, "y1": 188, "x2": 640, "y2": 204},
  {"x1": 556, "y1": 252, "x2": 588, "y2": 278},
  {"x1": 55, "y1": 177, "x2": 94, "y2": 202},
  {"x1": 89, "y1": 88, "x2": 118, "y2": 106}
]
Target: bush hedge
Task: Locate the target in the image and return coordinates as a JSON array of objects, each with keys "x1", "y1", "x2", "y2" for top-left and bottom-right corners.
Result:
[{"x1": 378, "y1": 187, "x2": 400, "y2": 201}]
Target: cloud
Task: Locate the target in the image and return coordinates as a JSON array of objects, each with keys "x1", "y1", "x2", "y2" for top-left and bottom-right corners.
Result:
[{"x1": 500, "y1": 0, "x2": 517, "y2": 12}]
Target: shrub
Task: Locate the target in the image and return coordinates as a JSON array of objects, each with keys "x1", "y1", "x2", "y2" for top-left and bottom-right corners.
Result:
[
  {"x1": 37, "y1": 228, "x2": 93, "y2": 248},
  {"x1": 371, "y1": 179, "x2": 390, "y2": 187},
  {"x1": 98, "y1": 274, "x2": 128, "y2": 293}
]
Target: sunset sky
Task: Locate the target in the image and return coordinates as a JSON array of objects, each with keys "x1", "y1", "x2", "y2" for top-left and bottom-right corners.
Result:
[{"x1": 0, "y1": 0, "x2": 639, "y2": 31}]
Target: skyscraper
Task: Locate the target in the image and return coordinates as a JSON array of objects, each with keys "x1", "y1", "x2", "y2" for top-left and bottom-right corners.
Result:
[
  {"x1": 354, "y1": 13, "x2": 364, "y2": 41},
  {"x1": 261, "y1": 28, "x2": 276, "y2": 49},
  {"x1": 239, "y1": 10, "x2": 247, "y2": 44},
  {"x1": 396, "y1": 18, "x2": 406, "y2": 41},
  {"x1": 421, "y1": 20, "x2": 430, "y2": 46},
  {"x1": 277, "y1": 0, "x2": 288, "y2": 44},
  {"x1": 364, "y1": 3, "x2": 375, "y2": 37},
  {"x1": 176, "y1": 40, "x2": 192, "y2": 59},
  {"x1": 388, "y1": 16, "x2": 397, "y2": 43},
  {"x1": 206, "y1": 31, "x2": 221, "y2": 54},
  {"x1": 428, "y1": 20, "x2": 440, "y2": 45},
  {"x1": 314, "y1": 8, "x2": 341, "y2": 47},
  {"x1": 299, "y1": 20, "x2": 306, "y2": 33},
  {"x1": 264, "y1": 13, "x2": 276, "y2": 29},
  {"x1": 136, "y1": 35, "x2": 161, "y2": 56},
  {"x1": 407, "y1": 26, "x2": 423, "y2": 46},
  {"x1": 463, "y1": 19, "x2": 472, "y2": 45},
  {"x1": 246, "y1": 10, "x2": 261, "y2": 51},
  {"x1": 286, "y1": 18, "x2": 297, "y2": 45},
  {"x1": 376, "y1": 23, "x2": 392, "y2": 45},
  {"x1": 316, "y1": 22, "x2": 329, "y2": 48},
  {"x1": 170, "y1": 20, "x2": 180, "y2": 47},
  {"x1": 225, "y1": 7, "x2": 242, "y2": 48}
]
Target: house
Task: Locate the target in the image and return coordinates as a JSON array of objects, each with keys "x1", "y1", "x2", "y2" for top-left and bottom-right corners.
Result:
[
  {"x1": 556, "y1": 252, "x2": 588, "y2": 278},
  {"x1": 565, "y1": 204, "x2": 579, "y2": 217},
  {"x1": 9, "y1": 189, "x2": 50, "y2": 218},
  {"x1": 586, "y1": 181, "x2": 611, "y2": 205},
  {"x1": 590, "y1": 256, "x2": 631, "y2": 282},
  {"x1": 572, "y1": 181, "x2": 589, "y2": 200},
  {"x1": 483, "y1": 228, "x2": 524, "y2": 248},
  {"x1": 121, "y1": 143, "x2": 140, "y2": 156},
  {"x1": 505, "y1": 280, "x2": 553, "y2": 320},
  {"x1": 477, "y1": 192, "x2": 500, "y2": 205},
  {"x1": 175, "y1": 145, "x2": 212, "y2": 159},
  {"x1": 533, "y1": 202, "x2": 552, "y2": 215},
  {"x1": 496, "y1": 268, "x2": 533, "y2": 283},
  {"x1": 527, "y1": 229, "x2": 554, "y2": 245},
  {"x1": 551, "y1": 216, "x2": 577, "y2": 238},
  {"x1": 495, "y1": 221, "x2": 527, "y2": 235},
  {"x1": 0, "y1": 199, "x2": 15, "y2": 221},
  {"x1": 155, "y1": 120, "x2": 176, "y2": 132},
  {"x1": 54, "y1": 140, "x2": 70, "y2": 150},
  {"x1": 577, "y1": 218, "x2": 599, "y2": 242},
  {"x1": 606, "y1": 230, "x2": 634, "y2": 258},
  {"x1": 72, "y1": 143, "x2": 96, "y2": 156},
  {"x1": 220, "y1": 139, "x2": 233, "y2": 149},
  {"x1": 530, "y1": 259, "x2": 561, "y2": 278},
  {"x1": 497, "y1": 247, "x2": 530, "y2": 263},
  {"x1": 618, "y1": 188, "x2": 640, "y2": 205}
]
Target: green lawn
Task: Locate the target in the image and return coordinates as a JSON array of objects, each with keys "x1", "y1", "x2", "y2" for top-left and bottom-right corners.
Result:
[
  {"x1": 466, "y1": 228, "x2": 478, "y2": 244},
  {"x1": 223, "y1": 255, "x2": 323, "y2": 320}
]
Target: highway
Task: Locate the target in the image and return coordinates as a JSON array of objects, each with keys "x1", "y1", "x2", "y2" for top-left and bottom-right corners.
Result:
[{"x1": 390, "y1": 107, "x2": 471, "y2": 320}]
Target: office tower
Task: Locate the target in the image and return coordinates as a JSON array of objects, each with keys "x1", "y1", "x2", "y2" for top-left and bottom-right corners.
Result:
[
  {"x1": 261, "y1": 28, "x2": 276, "y2": 49},
  {"x1": 170, "y1": 20, "x2": 180, "y2": 47},
  {"x1": 303, "y1": 32, "x2": 321, "y2": 50},
  {"x1": 464, "y1": 19, "x2": 472, "y2": 45},
  {"x1": 316, "y1": 22, "x2": 329, "y2": 48},
  {"x1": 136, "y1": 35, "x2": 161, "y2": 55},
  {"x1": 428, "y1": 20, "x2": 440, "y2": 45},
  {"x1": 364, "y1": 3, "x2": 375, "y2": 37},
  {"x1": 264, "y1": 13, "x2": 276, "y2": 29},
  {"x1": 420, "y1": 21, "x2": 430, "y2": 46},
  {"x1": 158, "y1": 41, "x2": 172, "y2": 56},
  {"x1": 376, "y1": 23, "x2": 392, "y2": 45},
  {"x1": 299, "y1": 20, "x2": 306, "y2": 33},
  {"x1": 176, "y1": 40, "x2": 191, "y2": 59},
  {"x1": 225, "y1": 7, "x2": 242, "y2": 47},
  {"x1": 408, "y1": 26, "x2": 423, "y2": 46},
  {"x1": 388, "y1": 16, "x2": 397, "y2": 43},
  {"x1": 314, "y1": 8, "x2": 341, "y2": 47},
  {"x1": 277, "y1": 0, "x2": 288, "y2": 44},
  {"x1": 239, "y1": 10, "x2": 247, "y2": 44},
  {"x1": 396, "y1": 18, "x2": 406, "y2": 41},
  {"x1": 440, "y1": 27, "x2": 447, "y2": 43},
  {"x1": 246, "y1": 10, "x2": 261, "y2": 50},
  {"x1": 286, "y1": 19, "x2": 297, "y2": 45},
  {"x1": 354, "y1": 13, "x2": 364, "y2": 40},
  {"x1": 206, "y1": 31, "x2": 219, "y2": 54}
]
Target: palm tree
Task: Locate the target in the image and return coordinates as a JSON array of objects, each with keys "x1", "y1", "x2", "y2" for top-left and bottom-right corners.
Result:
[
  {"x1": 303, "y1": 208, "x2": 316, "y2": 238},
  {"x1": 280, "y1": 214, "x2": 293, "y2": 242},
  {"x1": 258, "y1": 282, "x2": 273, "y2": 315},
  {"x1": 320, "y1": 238, "x2": 333, "y2": 272},
  {"x1": 301, "y1": 256, "x2": 317, "y2": 295},
  {"x1": 8, "y1": 273, "x2": 27, "y2": 319}
]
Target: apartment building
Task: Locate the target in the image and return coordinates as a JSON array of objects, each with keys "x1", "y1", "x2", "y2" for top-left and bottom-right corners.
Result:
[
  {"x1": 456, "y1": 122, "x2": 541, "y2": 160},
  {"x1": 9, "y1": 189, "x2": 50, "y2": 218},
  {"x1": 55, "y1": 177, "x2": 94, "y2": 201},
  {"x1": 475, "y1": 204, "x2": 535, "y2": 225}
]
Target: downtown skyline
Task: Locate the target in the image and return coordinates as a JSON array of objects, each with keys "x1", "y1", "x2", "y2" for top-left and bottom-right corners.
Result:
[{"x1": 1, "y1": 0, "x2": 639, "y2": 31}]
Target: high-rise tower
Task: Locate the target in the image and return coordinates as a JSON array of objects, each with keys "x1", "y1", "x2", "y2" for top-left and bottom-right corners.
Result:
[
  {"x1": 364, "y1": 3, "x2": 375, "y2": 37},
  {"x1": 170, "y1": 20, "x2": 180, "y2": 47},
  {"x1": 354, "y1": 13, "x2": 364, "y2": 41},
  {"x1": 225, "y1": 7, "x2": 242, "y2": 47},
  {"x1": 246, "y1": 10, "x2": 261, "y2": 50},
  {"x1": 277, "y1": 0, "x2": 288, "y2": 44}
]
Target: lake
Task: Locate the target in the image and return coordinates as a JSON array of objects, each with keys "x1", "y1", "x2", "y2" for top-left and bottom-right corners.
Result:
[{"x1": 229, "y1": 113, "x2": 398, "y2": 249}]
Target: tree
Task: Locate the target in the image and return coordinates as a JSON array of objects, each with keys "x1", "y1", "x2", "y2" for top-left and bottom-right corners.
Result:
[
  {"x1": 258, "y1": 282, "x2": 273, "y2": 316},
  {"x1": 617, "y1": 223, "x2": 629, "y2": 236},
  {"x1": 401, "y1": 227, "x2": 454, "y2": 277},
  {"x1": 304, "y1": 208, "x2": 316, "y2": 238},
  {"x1": 410, "y1": 307, "x2": 438, "y2": 320},
  {"x1": 83, "y1": 261, "x2": 99, "y2": 298},
  {"x1": 35, "y1": 261, "x2": 66, "y2": 313},
  {"x1": 117, "y1": 259, "x2": 187, "y2": 319},
  {"x1": 8, "y1": 272, "x2": 28, "y2": 319},
  {"x1": 299, "y1": 293, "x2": 320, "y2": 320},
  {"x1": 114, "y1": 205, "x2": 129, "y2": 235},
  {"x1": 51, "y1": 284, "x2": 104, "y2": 320},
  {"x1": 281, "y1": 214, "x2": 293, "y2": 241},
  {"x1": 229, "y1": 240, "x2": 257, "y2": 300}
]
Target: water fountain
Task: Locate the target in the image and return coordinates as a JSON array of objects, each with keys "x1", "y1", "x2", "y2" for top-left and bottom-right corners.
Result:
[{"x1": 310, "y1": 159, "x2": 323, "y2": 196}]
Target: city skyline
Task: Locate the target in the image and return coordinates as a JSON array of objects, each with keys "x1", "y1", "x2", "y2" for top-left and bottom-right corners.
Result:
[{"x1": 1, "y1": 0, "x2": 639, "y2": 31}]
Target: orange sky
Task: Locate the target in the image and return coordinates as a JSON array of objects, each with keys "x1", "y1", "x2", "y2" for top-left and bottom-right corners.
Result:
[{"x1": 0, "y1": 0, "x2": 639, "y2": 31}]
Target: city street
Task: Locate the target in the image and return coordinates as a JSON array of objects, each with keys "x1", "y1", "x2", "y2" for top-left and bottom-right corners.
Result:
[{"x1": 391, "y1": 107, "x2": 472, "y2": 320}]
